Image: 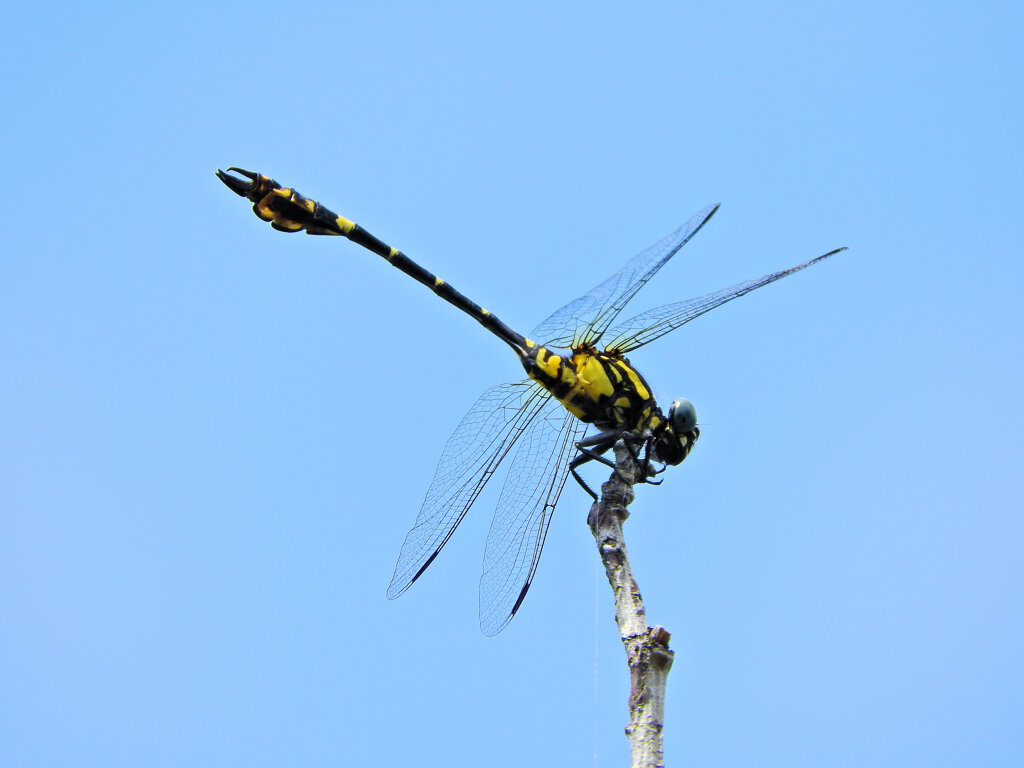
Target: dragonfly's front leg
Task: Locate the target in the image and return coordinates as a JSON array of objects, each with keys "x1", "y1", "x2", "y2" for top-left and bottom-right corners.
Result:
[
  {"x1": 636, "y1": 437, "x2": 667, "y2": 487},
  {"x1": 571, "y1": 429, "x2": 659, "y2": 499}
]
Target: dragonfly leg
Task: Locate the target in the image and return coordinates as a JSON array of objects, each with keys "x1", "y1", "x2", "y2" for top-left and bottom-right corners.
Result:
[
  {"x1": 575, "y1": 430, "x2": 622, "y2": 467},
  {"x1": 644, "y1": 446, "x2": 670, "y2": 486},
  {"x1": 571, "y1": 429, "x2": 661, "y2": 499},
  {"x1": 622, "y1": 435, "x2": 667, "y2": 488},
  {"x1": 570, "y1": 454, "x2": 607, "y2": 500},
  {"x1": 570, "y1": 430, "x2": 624, "y2": 499}
]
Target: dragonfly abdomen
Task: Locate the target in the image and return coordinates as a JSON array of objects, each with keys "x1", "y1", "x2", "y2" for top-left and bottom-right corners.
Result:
[{"x1": 217, "y1": 168, "x2": 530, "y2": 354}]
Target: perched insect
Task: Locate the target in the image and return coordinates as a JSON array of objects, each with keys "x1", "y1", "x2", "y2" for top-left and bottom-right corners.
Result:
[{"x1": 218, "y1": 167, "x2": 845, "y2": 634}]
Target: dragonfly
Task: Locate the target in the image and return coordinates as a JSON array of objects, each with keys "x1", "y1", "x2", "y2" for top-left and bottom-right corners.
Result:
[{"x1": 217, "y1": 167, "x2": 845, "y2": 635}]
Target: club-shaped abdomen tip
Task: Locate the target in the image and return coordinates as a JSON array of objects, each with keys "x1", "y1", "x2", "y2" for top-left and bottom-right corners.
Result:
[
  {"x1": 217, "y1": 168, "x2": 243, "y2": 193},
  {"x1": 669, "y1": 398, "x2": 697, "y2": 433}
]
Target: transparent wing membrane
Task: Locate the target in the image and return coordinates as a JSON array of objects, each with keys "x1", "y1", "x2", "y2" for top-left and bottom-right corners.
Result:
[
  {"x1": 478, "y1": 396, "x2": 589, "y2": 636},
  {"x1": 387, "y1": 380, "x2": 550, "y2": 599},
  {"x1": 604, "y1": 248, "x2": 847, "y2": 353},
  {"x1": 528, "y1": 204, "x2": 719, "y2": 347}
]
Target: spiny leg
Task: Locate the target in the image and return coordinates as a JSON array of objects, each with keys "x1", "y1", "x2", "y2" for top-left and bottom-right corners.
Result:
[
  {"x1": 570, "y1": 431, "x2": 622, "y2": 500},
  {"x1": 571, "y1": 428, "x2": 670, "y2": 499},
  {"x1": 613, "y1": 432, "x2": 665, "y2": 487},
  {"x1": 571, "y1": 429, "x2": 660, "y2": 499}
]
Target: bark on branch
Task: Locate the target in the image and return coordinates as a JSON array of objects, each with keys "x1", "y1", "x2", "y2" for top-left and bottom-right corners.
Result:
[{"x1": 588, "y1": 440, "x2": 674, "y2": 768}]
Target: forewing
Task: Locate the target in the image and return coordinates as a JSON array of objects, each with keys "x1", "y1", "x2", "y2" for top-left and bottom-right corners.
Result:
[
  {"x1": 387, "y1": 379, "x2": 550, "y2": 599},
  {"x1": 528, "y1": 205, "x2": 719, "y2": 348},
  {"x1": 604, "y1": 248, "x2": 846, "y2": 353},
  {"x1": 478, "y1": 395, "x2": 589, "y2": 636}
]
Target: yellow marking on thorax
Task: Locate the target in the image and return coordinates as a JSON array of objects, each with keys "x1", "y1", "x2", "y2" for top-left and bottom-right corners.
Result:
[
  {"x1": 561, "y1": 400, "x2": 587, "y2": 420},
  {"x1": 569, "y1": 350, "x2": 616, "y2": 401},
  {"x1": 615, "y1": 359, "x2": 653, "y2": 401},
  {"x1": 534, "y1": 349, "x2": 563, "y2": 380},
  {"x1": 550, "y1": 353, "x2": 587, "y2": 419},
  {"x1": 434, "y1": 277, "x2": 445, "y2": 288},
  {"x1": 534, "y1": 349, "x2": 613, "y2": 422},
  {"x1": 387, "y1": 245, "x2": 399, "y2": 259}
]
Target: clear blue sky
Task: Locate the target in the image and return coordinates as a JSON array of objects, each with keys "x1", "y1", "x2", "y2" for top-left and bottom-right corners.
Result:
[{"x1": 2, "y1": 2, "x2": 1022, "y2": 766}]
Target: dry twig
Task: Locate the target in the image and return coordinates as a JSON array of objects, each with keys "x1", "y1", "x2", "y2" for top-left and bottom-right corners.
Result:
[{"x1": 589, "y1": 440, "x2": 675, "y2": 768}]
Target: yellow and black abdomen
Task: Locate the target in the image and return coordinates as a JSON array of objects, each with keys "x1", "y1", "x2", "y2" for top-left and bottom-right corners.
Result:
[
  {"x1": 522, "y1": 344, "x2": 661, "y2": 433},
  {"x1": 217, "y1": 168, "x2": 531, "y2": 354}
]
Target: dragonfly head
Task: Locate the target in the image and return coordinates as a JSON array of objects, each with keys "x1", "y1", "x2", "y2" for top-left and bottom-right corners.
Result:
[{"x1": 652, "y1": 398, "x2": 699, "y2": 465}]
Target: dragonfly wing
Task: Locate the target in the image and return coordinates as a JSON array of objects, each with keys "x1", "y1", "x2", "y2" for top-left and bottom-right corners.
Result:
[
  {"x1": 604, "y1": 248, "x2": 847, "y2": 354},
  {"x1": 478, "y1": 395, "x2": 590, "y2": 636},
  {"x1": 387, "y1": 379, "x2": 551, "y2": 599},
  {"x1": 528, "y1": 205, "x2": 719, "y2": 348}
]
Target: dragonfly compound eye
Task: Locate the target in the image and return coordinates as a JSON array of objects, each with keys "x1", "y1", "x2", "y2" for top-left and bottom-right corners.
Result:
[{"x1": 669, "y1": 398, "x2": 698, "y2": 434}]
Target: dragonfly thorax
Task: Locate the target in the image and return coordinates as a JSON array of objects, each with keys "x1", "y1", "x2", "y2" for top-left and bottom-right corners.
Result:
[
  {"x1": 521, "y1": 341, "x2": 661, "y2": 432},
  {"x1": 521, "y1": 341, "x2": 699, "y2": 467}
]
